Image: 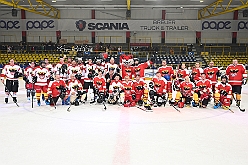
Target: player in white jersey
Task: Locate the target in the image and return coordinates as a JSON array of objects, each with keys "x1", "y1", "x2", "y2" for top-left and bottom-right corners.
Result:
[
  {"x1": 54, "y1": 57, "x2": 68, "y2": 81},
  {"x1": 105, "y1": 57, "x2": 120, "y2": 74},
  {"x1": 33, "y1": 61, "x2": 50, "y2": 106},
  {"x1": 0, "y1": 59, "x2": 23, "y2": 103}
]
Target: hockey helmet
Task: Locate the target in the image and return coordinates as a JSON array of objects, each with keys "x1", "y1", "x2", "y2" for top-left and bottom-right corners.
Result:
[
  {"x1": 178, "y1": 101, "x2": 185, "y2": 108},
  {"x1": 221, "y1": 75, "x2": 228, "y2": 81}
]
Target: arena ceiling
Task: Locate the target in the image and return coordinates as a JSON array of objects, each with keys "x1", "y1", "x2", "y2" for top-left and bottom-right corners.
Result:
[{"x1": 0, "y1": 0, "x2": 246, "y2": 9}]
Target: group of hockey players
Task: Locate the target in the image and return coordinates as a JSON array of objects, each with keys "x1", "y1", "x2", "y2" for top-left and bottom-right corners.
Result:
[{"x1": 0, "y1": 54, "x2": 247, "y2": 112}]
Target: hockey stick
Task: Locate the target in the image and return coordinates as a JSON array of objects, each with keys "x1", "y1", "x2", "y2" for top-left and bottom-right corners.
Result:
[
  {"x1": 228, "y1": 108, "x2": 234, "y2": 113},
  {"x1": 1, "y1": 80, "x2": 19, "y2": 107},
  {"x1": 49, "y1": 95, "x2": 57, "y2": 110},
  {"x1": 232, "y1": 94, "x2": 245, "y2": 112},
  {"x1": 31, "y1": 82, "x2": 34, "y2": 108},
  {"x1": 171, "y1": 104, "x2": 181, "y2": 112}
]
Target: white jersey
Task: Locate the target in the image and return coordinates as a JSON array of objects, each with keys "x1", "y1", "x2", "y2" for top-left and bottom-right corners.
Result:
[
  {"x1": 109, "y1": 80, "x2": 123, "y2": 93},
  {"x1": 68, "y1": 65, "x2": 81, "y2": 75},
  {"x1": 33, "y1": 67, "x2": 50, "y2": 86},
  {"x1": 0, "y1": 64, "x2": 22, "y2": 80},
  {"x1": 46, "y1": 64, "x2": 54, "y2": 72},
  {"x1": 68, "y1": 79, "x2": 82, "y2": 94},
  {"x1": 24, "y1": 66, "x2": 35, "y2": 83},
  {"x1": 54, "y1": 63, "x2": 68, "y2": 80},
  {"x1": 105, "y1": 63, "x2": 119, "y2": 73},
  {"x1": 84, "y1": 64, "x2": 97, "y2": 82}
]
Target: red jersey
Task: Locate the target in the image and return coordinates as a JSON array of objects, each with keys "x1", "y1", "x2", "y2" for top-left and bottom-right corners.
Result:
[
  {"x1": 152, "y1": 77, "x2": 167, "y2": 94},
  {"x1": 191, "y1": 67, "x2": 203, "y2": 81},
  {"x1": 93, "y1": 76, "x2": 106, "y2": 92},
  {"x1": 177, "y1": 69, "x2": 189, "y2": 79},
  {"x1": 48, "y1": 80, "x2": 67, "y2": 97},
  {"x1": 121, "y1": 64, "x2": 134, "y2": 79},
  {"x1": 196, "y1": 79, "x2": 212, "y2": 92},
  {"x1": 122, "y1": 80, "x2": 134, "y2": 92},
  {"x1": 204, "y1": 67, "x2": 219, "y2": 84},
  {"x1": 226, "y1": 64, "x2": 247, "y2": 86},
  {"x1": 133, "y1": 61, "x2": 151, "y2": 77},
  {"x1": 158, "y1": 66, "x2": 174, "y2": 82},
  {"x1": 215, "y1": 82, "x2": 232, "y2": 98},
  {"x1": 179, "y1": 81, "x2": 195, "y2": 96}
]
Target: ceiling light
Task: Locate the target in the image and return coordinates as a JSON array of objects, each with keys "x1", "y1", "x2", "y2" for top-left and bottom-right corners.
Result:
[
  {"x1": 200, "y1": 0, "x2": 204, "y2": 2},
  {"x1": 180, "y1": 6, "x2": 183, "y2": 8},
  {"x1": 52, "y1": 0, "x2": 56, "y2": 2}
]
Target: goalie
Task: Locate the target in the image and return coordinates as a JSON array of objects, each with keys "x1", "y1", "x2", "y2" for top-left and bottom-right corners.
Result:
[
  {"x1": 108, "y1": 75, "x2": 123, "y2": 105},
  {"x1": 68, "y1": 74, "x2": 84, "y2": 106}
]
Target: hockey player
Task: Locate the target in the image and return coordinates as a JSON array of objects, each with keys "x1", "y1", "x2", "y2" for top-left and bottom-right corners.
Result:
[
  {"x1": 23, "y1": 61, "x2": 36, "y2": 101},
  {"x1": 105, "y1": 57, "x2": 119, "y2": 74},
  {"x1": 226, "y1": 59, "x2": 247, "y2": 106},
  {"x1": 0, "y1": 59, "x2": 23, "y2": 103},
  {"x1": 175, "y1": 76, "x2": 195, "y2": 108},
  {"x1": 44, "y1": 58, "x2": 54, "y2": 73},
  {"x1": 204, "y1": 61, "x2": 220, "y2": 93},
  {"x1": 192, "y1": 73, "x2": 212, "y2": 108},
  {"x1": 108, "y1": 75, "x2": 123, "y2": 104},
  {"x1": 92, "y1": 70, "x2": 106, "y2": 104},
  {"x1": 48, "y1": 74, "x2": 68, "y2": 106},
  {"x1": 190, "y1": 62, "x2": 203, "y2": 83},
  {"x1": 95, "y1": 59, "x2": 105, "y2": 74},
  {"x1": 122, "y1": 75, "x2": 136, "y2": 107},
  {"x1": 176, "y1": 63, "x2": 189, "y2": 82},
  {"x1": 33, "y1": 61, "x2": 50, "y2": 106},
  {"x1": 68, "y1": 74, "x2": 83, "y2": 106},
  {"x1": 54, "y1": 57, "x2": 68, "y2": 81},
  {"x1": 133, "y1": 58, "x2": 153, "y2": 78},
  {"x1": 83, "y1": 59, "x2": 97, "y2": 103},
  {"x1": 105, "y1": 68, "x2": 121, "y2": 98},
  {"x1": 132, "y1": 74, "x2": 145, "y2": 106},
  {"x1": 68, "y1": 60, "x2": 81, "y2": 76},
  {"x1": 149, "y1": 72, "x2": 167, "y2": 107},
  {"x1": 214, "y1": 75, "x2": 232, "y2": 110},
  {"x1": 158, "y1": 60, "x2": 175, "y2": 103}
]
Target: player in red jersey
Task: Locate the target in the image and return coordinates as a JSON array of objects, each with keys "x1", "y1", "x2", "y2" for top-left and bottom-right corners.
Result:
[
  {"x1": 174, "y1": 76, "x2": 195, "y2": 108},
  {"x1": 204, "y1": 61, "x2": 220, "y2": 93},
  {"x1": 23, "y1": 61, "x2": 36, "y2": 101},
  {"x1": 132, "y1": 74, "x2": 146, "y2": 106},
  {"x1": 133, "y1": 58, "x2": 153, "y2": 78},
  {"x1": 48, "y1": 74, "x2": 68, "y2": 106},
  {"x1": 214, "y1": 75, "x2": 232, "y2": 110},
  {"x1": 158, "y1": 60, "x2": 175, "y2": 103},
  {"x1": 149, "y1": 72, "x2": 167, "y2": 107},
  {"x1": 226, "y1": 59, "x2": 247, "y2": 106},
  {"x1": 190, "y1": 62, "x2": 203, "y2": 83},
  {"x1": 176, "y1": 63, "x2": 189, "y2": 82},
  {"x1": 92, "y1": 70, "x2": 106, "y2": 103},
  {"x1": 122, "y1": 75, "x2": 135, "y2": 107},
  {"x1": 192, "y1": 73, "x2": 212, "y2": 108}
]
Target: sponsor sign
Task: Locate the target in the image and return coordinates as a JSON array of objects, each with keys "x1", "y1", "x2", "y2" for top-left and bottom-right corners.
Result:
[{"x1": 0, "y1": 19, "x2": 247, "y2": 32}]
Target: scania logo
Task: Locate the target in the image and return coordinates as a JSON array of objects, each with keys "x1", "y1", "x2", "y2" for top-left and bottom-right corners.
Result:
[{"x1": 75, "y1": 20, "x2": 86, "y2": 31}]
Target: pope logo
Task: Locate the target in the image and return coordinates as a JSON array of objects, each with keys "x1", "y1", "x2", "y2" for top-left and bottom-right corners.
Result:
[{"x1": 75, "y1": 20, "x2": 86, "y2": 31}]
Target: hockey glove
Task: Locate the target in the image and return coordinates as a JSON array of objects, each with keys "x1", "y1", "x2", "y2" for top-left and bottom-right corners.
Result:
[
  {"x1": 32, "y1": 76, "x2": 37, "y2": 83},
  {"x1": 242, "y1": 78, "x2": 247, "y2": 85},
  {"x1": 220, "y1": 90, "x2": 228, "y2": 96},
  {"x1": 132, "y1": 94, "x2": 136, "y2": 100}
]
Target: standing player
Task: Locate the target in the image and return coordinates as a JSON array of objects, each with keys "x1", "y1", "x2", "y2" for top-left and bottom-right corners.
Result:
[
  {"x1": 92, "y1": 70, "x2": 106, "y2": 104},
  {"x1": 190, "y1": 62, "x2": 203, "y2": 83},
  {"x1": 204, "y1": 61, "x2": 220, "y2": 93},
  {"x1": 0, "y1": 59, "x2": 23, "y2": 103},
  {"x1": 33, "y1": 61, "x2": 50, "y2": 106},
  {"x1": 176, "y1": 63, "x2": 189, "y2": 82},
  {"x1": 23, "y1": 61, "x2": 36, "y2": 101},
  {"x1": 105, "y1": 57, "x2": 120, "y2": 74},
  {"x1": 226, "y1": 59, "x2": 247, "y2": 106},
  {"x1": 54, "y1": 57, "x2": 68, "y2": 81},
  {"x1": 68, "y1": 60, "x2": 81, "y2": 76},
  {"x1": 158, "y1": 60, "x2": 175, "y2": 103},
  {"x1": 122, "y1": 75, "x2": 135, "y2": 107}
]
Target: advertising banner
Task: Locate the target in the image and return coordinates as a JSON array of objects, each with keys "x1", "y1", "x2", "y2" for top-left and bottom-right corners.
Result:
[{"x1": 1, "y1": 19, "x2": 247, "y2": 32}]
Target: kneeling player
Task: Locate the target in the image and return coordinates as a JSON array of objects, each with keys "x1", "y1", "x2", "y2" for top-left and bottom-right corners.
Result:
[
  {"x1": 175, "y1": 76, "x2": 194, "y2": 108},
  {"x1": 122, "y1": 76, "x2": 136, "y2": 107},
  {"x1": 149, "y1": 72, "x2": 167, "y2": 107},
  {"x1": 108, "y1": 75, "x2": 123, "y2": 104},
  {"x1": 214, "y1": 75, "x2": 232, "y2": 110},
  {"x1": 68, "y1": 74, "x2": 83, "y2": 106},
  {"x1": 48, "y1": 74, "x2": 68, "y2": 106},
  {"x1": 192, "y1": 73, "x2": 212, "y2": 108},
  {"x1": 132, "y1": 74, "x2": 145, "y2": 106}
]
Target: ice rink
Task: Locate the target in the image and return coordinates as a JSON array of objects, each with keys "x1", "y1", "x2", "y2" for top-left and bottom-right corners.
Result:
[{"x1": 0, "y1": 80, "x2": 248, "y2": 165}]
